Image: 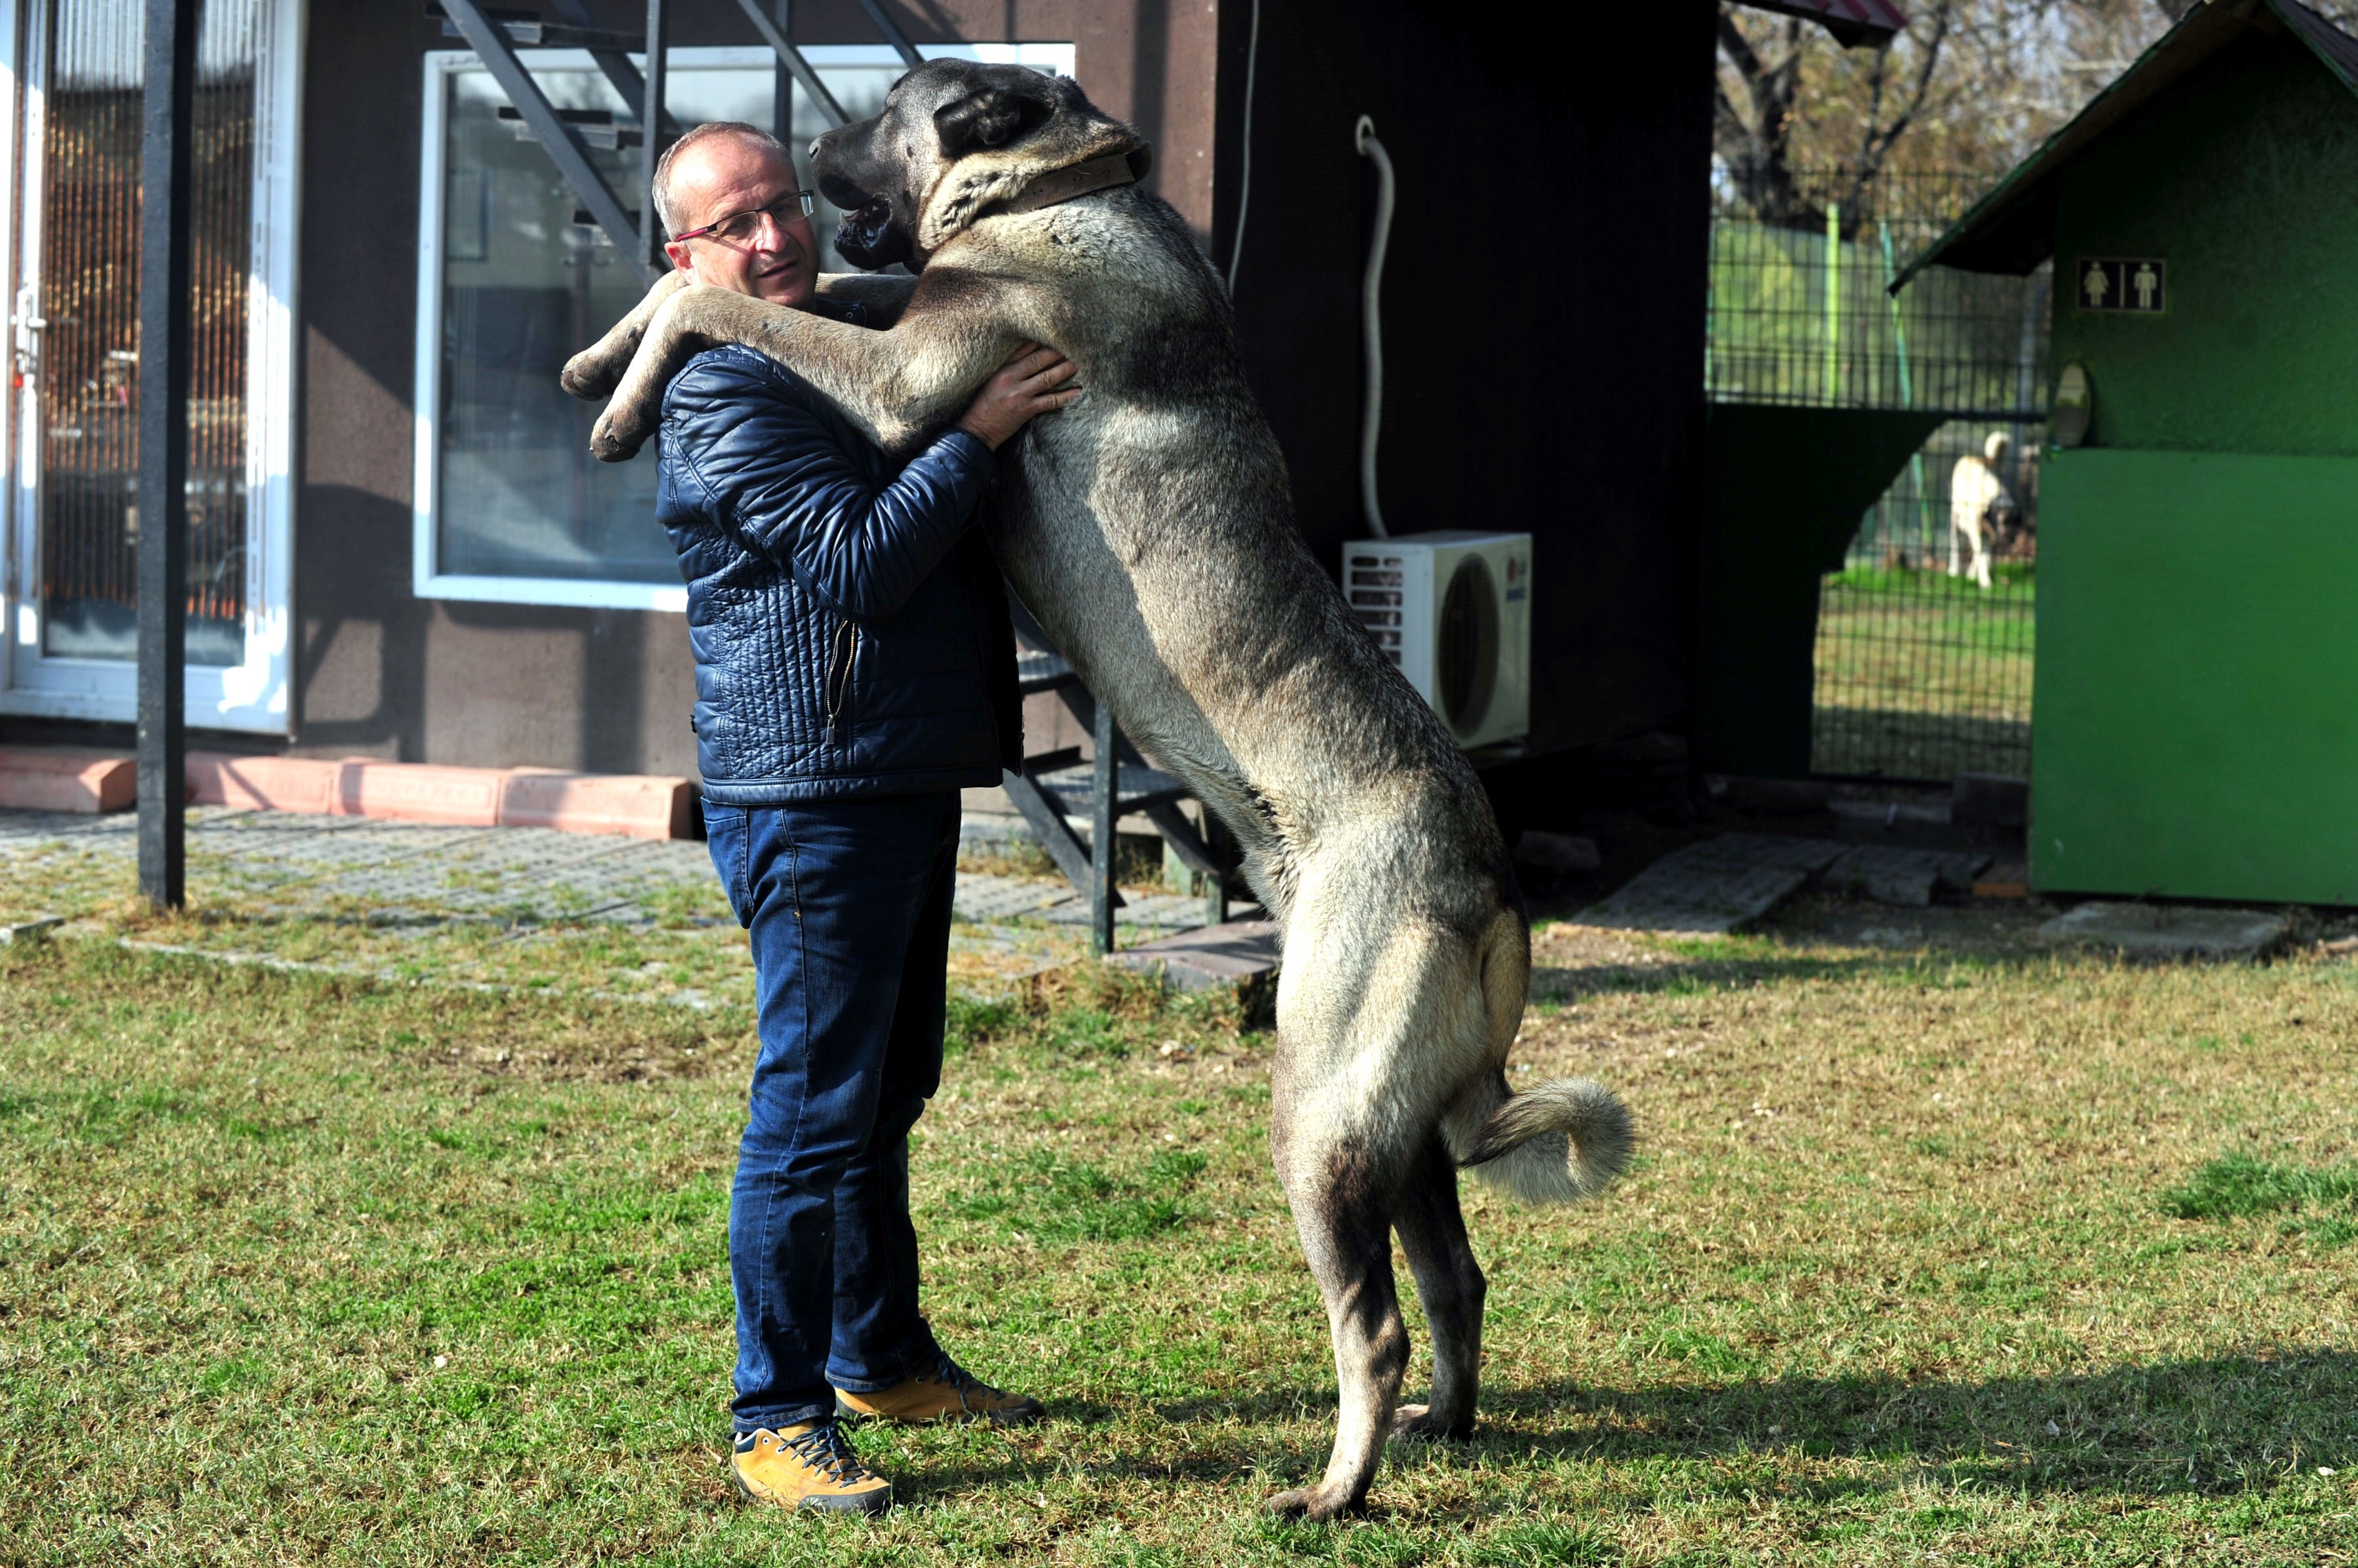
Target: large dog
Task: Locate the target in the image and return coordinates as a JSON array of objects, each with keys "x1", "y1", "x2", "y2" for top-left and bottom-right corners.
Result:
[{"x1": 564, "y1": 60, "x2": 1632, "y2": 1520}]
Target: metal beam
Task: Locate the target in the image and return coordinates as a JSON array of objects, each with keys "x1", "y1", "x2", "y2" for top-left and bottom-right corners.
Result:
[
  {"x1": 138, "y1": 0, "x2": 197, "y2": 911},
  {"x1": 542, "y1": 0, "x2": 682, "y2": 138},
  {"x1": 1092, "y1": 700, "x2": 1118, "y2": 954},
  {"x1": 728, "y1": 0, "x2": 850, "y2": 126},
  {"x1": 770, "y1": 0, "x2": 792, "y2": 150},
  {"x1": 852, "y1": 0, "x2": 924, "y2": 68},
  {"x1": 638, "y1": 0, "x2": 670, "y2": 275},
  {"x1": 1001, "y1": 769, "x2": 1101, "y2": 895},
  {"x1": 442, "y1": 0, "x2": 659, "y2": 284}
]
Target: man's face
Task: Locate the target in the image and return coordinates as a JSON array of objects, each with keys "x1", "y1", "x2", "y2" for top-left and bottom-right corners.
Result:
[{"x1": 660, "y1": 134, "x2": 816, "y2": 307}]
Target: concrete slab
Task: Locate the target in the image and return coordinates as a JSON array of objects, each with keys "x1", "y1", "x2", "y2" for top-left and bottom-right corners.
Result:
[
  {"x1": 950, "y1": 872, "x2": 1212, "y2": 938},
  {"x1": 1823, "y1": 845, "x2": 1990, "y2": 907},
  {"x1": 1106, "y1": 918, "x2": 1282, "y2": 994},
  {"x1": 2038, "y1": 901, "x2": 2291, "y2": 960},
  {"x1": 0, "y1": 802, "x2": 1236, "y2": 949},
  {"x1": 1579, "y1": 834, "x2": 1848, "y2": 934}
]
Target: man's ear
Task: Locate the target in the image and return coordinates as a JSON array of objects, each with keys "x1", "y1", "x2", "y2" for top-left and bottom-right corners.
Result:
[{"x1": 934, "y1": 84, "x2": 1052, "y2": 159}]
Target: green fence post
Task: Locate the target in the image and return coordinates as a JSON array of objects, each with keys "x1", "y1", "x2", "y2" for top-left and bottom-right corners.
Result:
[
  {"x1": 1878, "y1": 223, "x2": 1930, "y2": 568},
  {"x1": 1823, "y1": 201, "x2": 1841, "y2": 403}
]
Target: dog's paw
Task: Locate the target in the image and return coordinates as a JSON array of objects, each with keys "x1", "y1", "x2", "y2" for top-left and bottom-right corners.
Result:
[
  {"x1": 561, "y1": 346, "x2": 626, "y2": 400},
  {"x1": 1262, "y1": 1484, "x2": 1363, "y2": 1522},
  {"x1": 589, "y1": 404, "x2": 653, "y2": 463},
  {"x1": 1391, "y1": 1404, "x2": 1474, "y2": 1442}
]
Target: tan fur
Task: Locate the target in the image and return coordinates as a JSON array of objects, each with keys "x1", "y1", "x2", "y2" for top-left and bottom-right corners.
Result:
[{"x1": 562, "y1": 61, "x2": 1629, "y2": 1520}]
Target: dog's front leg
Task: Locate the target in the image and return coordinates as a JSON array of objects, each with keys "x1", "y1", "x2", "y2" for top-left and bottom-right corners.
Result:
[
  {"x1": 586, "y1": 279, "x2": 1035, "y2": 462},
  {"x1": 560, "y1": 269, "x2": 693, "y2": 401}
]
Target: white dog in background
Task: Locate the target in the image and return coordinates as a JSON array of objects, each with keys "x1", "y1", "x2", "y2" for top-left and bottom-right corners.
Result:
[{"x1": 1949, "y1": 431, "x2": 2016, "y2": 590}]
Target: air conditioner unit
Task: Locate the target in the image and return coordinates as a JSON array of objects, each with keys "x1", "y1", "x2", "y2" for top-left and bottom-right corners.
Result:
[{"x1": 1342, "y1": 530, "x2": 1532, "y2": 750}]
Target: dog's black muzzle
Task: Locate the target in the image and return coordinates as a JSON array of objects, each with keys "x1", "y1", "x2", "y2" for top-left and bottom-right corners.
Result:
[
  {"x1": 814, "y1": 144, "x2": 913, "y2": 270},
  {"x1": 829, "y1": 190, "x2": 910, "y2": 269}
]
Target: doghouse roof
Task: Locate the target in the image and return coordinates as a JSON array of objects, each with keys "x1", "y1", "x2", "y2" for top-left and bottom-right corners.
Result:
[
  {"x1": 1892, "y1": 0, "x2": 2358, "y2": 288},
  {"x1": 1733, "y1": 0, "x2": 1909, "y2": 47}
]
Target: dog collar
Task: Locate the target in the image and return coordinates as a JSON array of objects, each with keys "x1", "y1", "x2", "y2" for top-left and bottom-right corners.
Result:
[{"x1": 995, "y1": 151, "x2": 1139, "y2": 216}]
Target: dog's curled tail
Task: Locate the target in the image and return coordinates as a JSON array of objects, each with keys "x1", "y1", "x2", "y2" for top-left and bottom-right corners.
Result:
[{"x1": 1458, "y1": 1077, "x2": 1633, "y2": 1204}]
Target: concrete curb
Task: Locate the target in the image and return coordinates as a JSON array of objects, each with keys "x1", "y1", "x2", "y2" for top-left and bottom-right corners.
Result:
[{"x1": 0, "y1": 745, "x2": 694, "y2": 840}]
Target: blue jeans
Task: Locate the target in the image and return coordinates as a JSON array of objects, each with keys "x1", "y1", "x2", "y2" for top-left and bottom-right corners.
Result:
[{"x1": 703, "y1": 792, "x2": 960, "y2": 1431}]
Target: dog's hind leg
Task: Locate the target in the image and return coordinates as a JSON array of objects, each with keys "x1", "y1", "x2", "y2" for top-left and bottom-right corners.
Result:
[
  {"x1": 1265, "y1": 1117, "x2": 1411, "y2": 1522},
  {"x1": 1392, "y1": 1137, "x2": 1485, "y2": 1441}
]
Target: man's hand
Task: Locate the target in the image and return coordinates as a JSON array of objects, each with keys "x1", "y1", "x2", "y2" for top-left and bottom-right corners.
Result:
[{"x1": 954, "y1": 344, "x2": 1080, "y2": 451}]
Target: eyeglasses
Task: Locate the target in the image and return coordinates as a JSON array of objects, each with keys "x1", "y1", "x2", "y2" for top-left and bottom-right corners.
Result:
[{"x1": 672, "y1": 189, "x2": 817, "y2": 247}]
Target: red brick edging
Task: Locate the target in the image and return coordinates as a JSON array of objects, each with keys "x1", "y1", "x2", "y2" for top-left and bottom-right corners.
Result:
[{"x1": 0, "y1": 746, "x2": 694, "y2": 841}]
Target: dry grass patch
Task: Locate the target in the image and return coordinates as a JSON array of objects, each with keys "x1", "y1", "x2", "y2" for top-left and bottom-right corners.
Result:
[{"x1": 3, "y1": 914, "x2": 2355, "y2": 1565}]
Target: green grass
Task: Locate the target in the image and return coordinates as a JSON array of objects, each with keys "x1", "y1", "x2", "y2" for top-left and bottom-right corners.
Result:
[
  {"x1": 5, "y1": 916, "x2": 2358, "y2": 1564},
  {"x1": 2160, "y1": 1154, "x2": 2358, "y2": 1246}
]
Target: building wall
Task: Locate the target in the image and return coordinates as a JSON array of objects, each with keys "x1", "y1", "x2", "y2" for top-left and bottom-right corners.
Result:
[
  {"x1": 292, "y1": 0, "x2": 1213, "y2": 773},
  {"x1": 2050, "y1": 31, "x2": 2358, "y2": 458},
  {"x1": 1211, "y1": 2, "x2": 1714, "y2": 757}
]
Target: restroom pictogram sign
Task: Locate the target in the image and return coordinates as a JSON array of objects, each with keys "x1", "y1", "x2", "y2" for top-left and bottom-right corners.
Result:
[{"x1": 2076, "y1": 257, "x2": 2167, "y2": 314}]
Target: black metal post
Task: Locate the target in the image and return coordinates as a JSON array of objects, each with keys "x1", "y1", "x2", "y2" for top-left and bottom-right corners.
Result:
[
  {"x1": 770, "y1": 0, "x2": 791, "y2": 144},
  {"x1": 1202, "y1": 809, "x2": 1230, "y2": 928},
  {"x1": 638, "y1": 0, "x2": 669, "y2": 276},
  {"x1": 1091, "y1": 700, "x2": 1117, "y2": 955},
  {"x1": 137, "y1": 0, "x2": 197, "y2": 912}
]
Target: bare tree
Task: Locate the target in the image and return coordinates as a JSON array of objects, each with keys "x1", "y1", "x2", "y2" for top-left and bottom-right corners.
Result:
[
  {"x1": 1711, "y1": 0, "x2": 2314, "y2": 229},
  {"x1": 1716, "y1": 0, "x2": 1961, "y2": 231},
  {"x1": 1714, "y1": 11, "x2": 1816, "y2": 227}
]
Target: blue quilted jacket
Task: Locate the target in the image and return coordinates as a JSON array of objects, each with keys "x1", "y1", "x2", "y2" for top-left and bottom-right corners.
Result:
[{"x1": 655, "y1": 342, "x2": 1022, "y2": 803}]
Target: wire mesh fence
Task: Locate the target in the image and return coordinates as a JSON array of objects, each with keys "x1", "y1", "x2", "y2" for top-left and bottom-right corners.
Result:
[{"x1": 1707, "y1": 168, "x2": 2047, "y2": 781}]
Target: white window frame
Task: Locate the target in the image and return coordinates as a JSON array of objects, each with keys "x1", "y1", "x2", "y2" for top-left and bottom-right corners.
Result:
[
  {"x1": 411, "y1": 41, "x2": 1074, "y2": 614},
  {"x1": 0, "y1": 0, "x2": 305, "y2": 733}
]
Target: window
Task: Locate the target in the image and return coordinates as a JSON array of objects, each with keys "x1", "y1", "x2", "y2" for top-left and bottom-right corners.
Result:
[
  {"x1": 413, "y1": 43, "x2": 1074, "y2": 613},
  {"x1": 1, "y1": 0, "x2": 300, "y2": 732}
]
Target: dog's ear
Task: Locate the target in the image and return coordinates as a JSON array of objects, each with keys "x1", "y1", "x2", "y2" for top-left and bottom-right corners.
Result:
[{"x1": 934, "y1": 82, "x2": 1053, "y2": 159}]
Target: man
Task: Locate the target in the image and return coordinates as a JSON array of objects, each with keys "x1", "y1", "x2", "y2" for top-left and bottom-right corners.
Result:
[{"x1": 647, "y1": 120, "x2": 1078, "y2": 1516}]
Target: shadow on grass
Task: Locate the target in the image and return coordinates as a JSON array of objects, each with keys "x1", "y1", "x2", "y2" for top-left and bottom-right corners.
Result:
[{"x1": 1016, "y1": 1352, "x2": 2358, "y2": 1502}]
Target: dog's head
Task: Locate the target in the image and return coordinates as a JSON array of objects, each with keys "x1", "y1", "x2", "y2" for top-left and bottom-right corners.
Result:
[{"x1": 810, "y1": 59, "x2": 1149, "y2": 271}]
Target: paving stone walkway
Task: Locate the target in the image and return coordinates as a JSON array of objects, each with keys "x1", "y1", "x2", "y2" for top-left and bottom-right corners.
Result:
[{"x1": 0, "y1": 806, "x2": 1217, "y2": 942}]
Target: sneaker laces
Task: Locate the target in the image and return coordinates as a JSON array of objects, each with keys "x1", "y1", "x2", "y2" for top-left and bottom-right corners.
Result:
[{"x1": 780, "y1": 1421, "x2": 877, "y2": 1487}]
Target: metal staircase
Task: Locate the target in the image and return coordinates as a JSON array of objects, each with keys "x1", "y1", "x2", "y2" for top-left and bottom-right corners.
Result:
[{"x1": 1000, "y1": 604, "x2": 1236, "y2": 954}]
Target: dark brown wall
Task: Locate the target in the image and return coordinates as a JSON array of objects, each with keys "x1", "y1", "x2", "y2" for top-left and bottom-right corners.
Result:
[
  {"x1": 292, "y1": 0, "x2": 1213, "y2": 773},
  {"x1": 1211, "y1": 1, "x2": 1715, "y2": 757}
]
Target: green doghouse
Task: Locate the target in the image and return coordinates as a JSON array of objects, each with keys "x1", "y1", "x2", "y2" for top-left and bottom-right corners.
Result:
[{"x1": 1898, "y1": 0, "x2": 2358, "y2": 904}]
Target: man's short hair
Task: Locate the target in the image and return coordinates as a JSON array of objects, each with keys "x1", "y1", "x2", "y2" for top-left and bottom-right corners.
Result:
[{"x1": 651, "y1": 121, "x2": 793, "y2": 236}]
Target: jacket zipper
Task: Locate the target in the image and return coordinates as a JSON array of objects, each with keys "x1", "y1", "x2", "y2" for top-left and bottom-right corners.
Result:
[{"x1": 822, "y1": 619, "x2": 858, "y2": 744}]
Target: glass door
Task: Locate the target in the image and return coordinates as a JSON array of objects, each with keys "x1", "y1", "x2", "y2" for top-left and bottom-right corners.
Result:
[{"x1": 2, "y1": 0, "x2": 297, "y2": 731}]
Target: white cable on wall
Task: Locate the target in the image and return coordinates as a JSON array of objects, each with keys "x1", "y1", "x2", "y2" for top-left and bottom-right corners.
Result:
[
  {"x1": 1355, "y1": 115, "x2": 1394, "y2": 539},
  {"x1": 1225, "y1": 0, "x2": 1261, "y2": 295}
]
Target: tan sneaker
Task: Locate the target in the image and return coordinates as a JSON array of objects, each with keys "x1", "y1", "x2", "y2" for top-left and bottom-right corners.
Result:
[
  {"x1": 835, "y1": 1350, "x2": 1046, "y2": 1426},
  {"x1": 731, "y1": 1420, "x2": 894, "y2": 1514}
]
